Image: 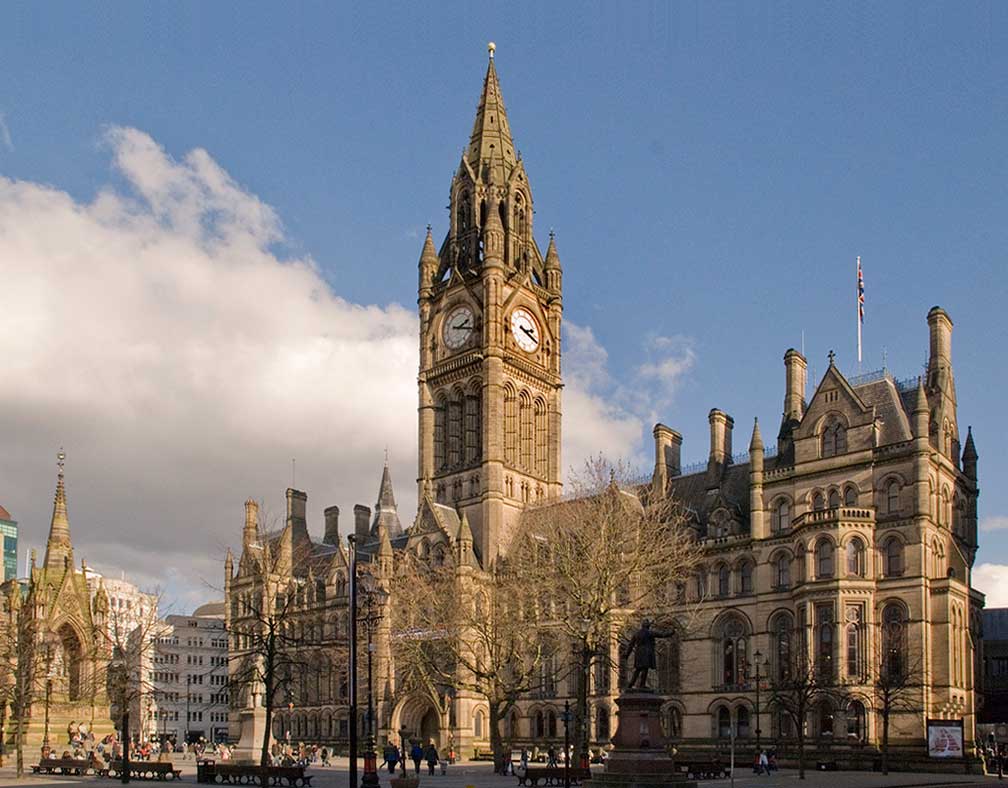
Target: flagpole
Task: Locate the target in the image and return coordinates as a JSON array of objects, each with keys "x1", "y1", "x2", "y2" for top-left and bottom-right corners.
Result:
[{"x1": 856, "y1": 256, "x2": 862, "y2": 371}]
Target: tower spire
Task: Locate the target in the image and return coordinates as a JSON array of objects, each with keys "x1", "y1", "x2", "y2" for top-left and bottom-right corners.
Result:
[
  {"x1": 371, "y1": 460, "x2": 403, "y2": 538},
  {"x1": 44, "y1": 448, "x2": 74, "y2": 572},
  {"x1": 468, "y1": 44, "x2": 517, "y2": 183}
]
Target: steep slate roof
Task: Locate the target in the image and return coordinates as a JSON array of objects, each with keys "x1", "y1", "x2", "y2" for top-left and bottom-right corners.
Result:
[
  {"x1": 467, "y1": 51, "x2": 518, "y2": 183},
  {"x1": 371, "y1": 461, "x2": 403, "y2": 538},
  {"x1": 853, "y1": 376, "x2": 913, "y2": 444}
]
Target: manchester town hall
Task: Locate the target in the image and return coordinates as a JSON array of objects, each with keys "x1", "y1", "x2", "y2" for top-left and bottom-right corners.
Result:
[{"x1": 225, "y1": 48, "x2": 983, "y2": 768}]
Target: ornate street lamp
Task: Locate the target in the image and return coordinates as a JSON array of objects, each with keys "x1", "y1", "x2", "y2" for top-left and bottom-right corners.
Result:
[{"x1": 357, "y1": 571, "x2": 388, "y2": 788}]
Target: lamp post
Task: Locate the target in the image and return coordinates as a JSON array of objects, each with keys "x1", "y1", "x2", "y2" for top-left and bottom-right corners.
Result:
[
  {"x1": 750, "y1": 650, "x2": 765, "y2": 757},
  {"x1": 348, "y1": 535, "x2": 359, "y2": 788},
  {"x1": 185, "y1": 675, "x2": 191, "y2": 746},
  {"x1": 358, "y1": 572, "x2": 388, "y2": 788},
  {"x1": 561, "y1": 701, "x2": 572, "y2": 788},
  {"x1": 399, "y1": 725, "x2": 408, "y2": 780}
]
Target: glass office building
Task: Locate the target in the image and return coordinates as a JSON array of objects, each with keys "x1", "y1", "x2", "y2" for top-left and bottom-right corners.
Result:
[{"x1": 0, "y1": 507, "x2": 17, "y2": 582}]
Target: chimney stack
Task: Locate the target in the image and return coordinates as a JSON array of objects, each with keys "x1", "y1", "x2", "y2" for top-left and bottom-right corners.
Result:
[
  {"x1": 354, "y1": 505, "x2": 371, "y2": 540},
  {"x1": 783, "y1": 349, "x2": 807, "y2": 422},
  {"x1": 285, "y1": 488, "x2": 309, "y2": 542},
  {"x1": 652, "y1": 424, "x2": 682, "y2": 491},
  {"x1": 708, "y1": 409, "x2": 733, "y2": 466},
  {"x1": 243, "y1": 499, "x2": 258, "y2": 547},
  {"x1": 323, "y1": 505, "x2": 340, "y2": 546}
]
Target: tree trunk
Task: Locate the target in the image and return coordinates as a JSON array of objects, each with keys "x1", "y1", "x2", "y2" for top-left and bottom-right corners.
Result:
[
  {"x1": 14, "y1": 697, "x2": 24, "y2": 778},
  {"x1": 0, "y1": 699, "x2": 7, "y2": 767},
  {"x1": 796, "y1": 730, "x2": 805, "y2": 780},
  {"x1": 881, "y1": 707, "x2": 890, "y2": 775},
  {"x1": 575, "y1": 640, "x2": 589, "y2": 768},
  {"x1": 489, "y1": 703, "x2": 504, "y2": 775}
]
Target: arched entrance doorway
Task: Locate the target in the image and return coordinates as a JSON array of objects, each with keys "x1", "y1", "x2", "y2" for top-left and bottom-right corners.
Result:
[{"x1": 395, "y1": 697, "x2": 442, "y2": 749}]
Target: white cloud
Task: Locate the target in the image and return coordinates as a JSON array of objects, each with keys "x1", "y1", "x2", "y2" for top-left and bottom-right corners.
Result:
[
  {"x1": 0, "y1": 112, "x2": 11, "y2": 151},
  {"x1": 0, "y1": 127, "x2": 417, "y2": 613},
  {"x1": 973, "y1": 563, "x2": 1008, "y2": 607},
  {"x1": 0, "y1": 127, "x2": 659, "y2": 613},
  {"x1": 981, "y1": 516, "x2": 1008, "y2": 532}
]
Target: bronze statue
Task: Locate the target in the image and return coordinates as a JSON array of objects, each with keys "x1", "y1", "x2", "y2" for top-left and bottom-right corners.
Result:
[{"x1": 623, "y1": 619, "x2": 674, "y2": 690}]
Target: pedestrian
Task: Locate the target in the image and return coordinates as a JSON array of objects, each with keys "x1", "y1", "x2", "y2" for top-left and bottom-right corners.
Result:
[
  {"x1": 411, "y1": 741, "x2": 423, "y2": 775},
  {"x1": 425, "y1": 742, "x2": 439, "y2": 775},
  {"x1": 547, "y1": 745, "x2": 558, "y2": 768},
  {"x1": 759, "y1": 750, "x2": 769, "y2": 775}
]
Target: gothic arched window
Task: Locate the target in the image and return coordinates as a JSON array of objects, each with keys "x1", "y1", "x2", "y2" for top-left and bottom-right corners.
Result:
[
  {"x1": 773, "y1": 499, "x2": 790, "y2": 533},
  {"x1": 434, "y1": 395, "x2": 447, "y2": 470},
  {"x1": 739, "y1": 561, "x2": 754, "y2": 594},
  {"x1": 519, "y1": 391, "x2": 533, "y2": 470},
  {"x1": 772, "y1": 614, "x2": 793, "y2": 681},
  {"x1": 447, "y1": 393, "x2": 463, "y2": 467},
  {"x1": 717, "y1": 564, "x2": 730, "y2": 597},
  {"x1": 464, "y1": 389, "x2": 481, "y2": 465},
  {"x1": 534, "y1": 398, "x2": 548, "y2": 476},
  {"x1": 817, "y1": 606, "x2": 835, "y2": 681},
  {"x1": 504, "y1": 386, "x2": 517, "y2": 465},
  {"x1": 717, "y1": 706, "x2": 731, "y2": 739},
  {"x1": 717, "y1": 616, "x2": 748, "y2": 687},
  {"x1": 882, "y1": 603, "x2": 906, "y2": 679},
  {"x1": 884, "y1": 537, "x2": 903, "y2": 577},
  {"x1": 886, "y1": 481, "x2": 900, "y2": 514},
  {"x1": 813, "y1": 492, "x2": 825, "y2": 511},
  {"x1": 828, "y1": 489, "x2": 841, "y2": 509},
  {"x1": 846, "y1": 538, "x2": 865, "y2": 577},
  {"x1": 846, "y1": 700, "x2": 866, "y2": 741},
  {"x1": 816, "y1": 538, "x2": 834, "y2": 579},
  {"x1": 844, "y1": 486, "x2": 857, "y2": 506},
  {"x1": 775, "y1": 553, "x2": 791, "y2": 589}
]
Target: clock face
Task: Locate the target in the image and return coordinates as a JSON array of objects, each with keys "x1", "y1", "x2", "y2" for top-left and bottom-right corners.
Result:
[
  {"x1": 443, "y1": 305, "x2": 475, "y2": 349},
  {"x1": 510, "y1": 308, "x2": 540, "y2": 352}
]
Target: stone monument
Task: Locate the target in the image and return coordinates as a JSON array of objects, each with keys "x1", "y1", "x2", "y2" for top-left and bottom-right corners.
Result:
[{"x1": 585, "y1": 620, "x2": 696, "y2": 788}]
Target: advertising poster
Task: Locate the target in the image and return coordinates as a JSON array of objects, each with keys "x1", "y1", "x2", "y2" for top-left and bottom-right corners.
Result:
[{"x1": 927, "y1": 719, "x2": 964, "y2": 758}]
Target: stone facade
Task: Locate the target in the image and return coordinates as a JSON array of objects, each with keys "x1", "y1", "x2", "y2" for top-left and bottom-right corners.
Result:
[
  {"x1": 0, "y1": 453, "x2": 114, "y2": 753},
  {"x1": 224, "y1": 47, "x2": 983, "y2": 769}
]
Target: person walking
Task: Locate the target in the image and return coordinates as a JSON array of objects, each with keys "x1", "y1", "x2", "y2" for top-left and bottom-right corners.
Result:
[
  {"x1": 759, "y1": 750, "x2": 769, "y2": 775},
  {"x1": 425, "y1": 742, "x2": 439, "y2": 776},
  {"x1": 411, "y1": 742, "x2": 423, "y2": 775}
]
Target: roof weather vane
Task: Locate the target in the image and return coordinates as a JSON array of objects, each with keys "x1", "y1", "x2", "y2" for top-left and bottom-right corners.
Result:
[{"x1": 488, "y1": 41, "x2": 496, "y2": 59}]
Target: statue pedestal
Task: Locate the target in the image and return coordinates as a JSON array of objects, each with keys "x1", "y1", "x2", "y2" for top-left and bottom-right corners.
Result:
[
  {"x1": 232, "y1": 706, "x2": 271, "y2": 765},
  {"x1": 585, "y1": 691, "x2": 695, "y2": 788}
]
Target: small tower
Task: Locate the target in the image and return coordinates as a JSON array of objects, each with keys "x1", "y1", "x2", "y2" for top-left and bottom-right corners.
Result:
[
  {"x1": 749, "y1": 419, "x2": 766, "y2": 539},
  {"x1": 44, "y1": 449, "x2": 74, "y2": 573}
]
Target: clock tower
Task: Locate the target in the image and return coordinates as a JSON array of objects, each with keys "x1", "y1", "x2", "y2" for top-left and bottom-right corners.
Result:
[{"x1": 416, "y1": 44, "x2": 563, "y2": 566}]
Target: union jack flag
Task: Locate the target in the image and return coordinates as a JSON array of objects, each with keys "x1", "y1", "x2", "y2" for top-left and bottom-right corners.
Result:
[{"x1": 857, "y1": 257, "x2": 865, "y2": 324}]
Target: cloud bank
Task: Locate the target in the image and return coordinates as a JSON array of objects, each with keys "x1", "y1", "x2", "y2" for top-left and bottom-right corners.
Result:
[
  {"x1": 0, "y1": 128, "x2": 691, "y2": 611},
  {"x1": 973, "y1": 563, "x2": 1008, "y2": 607}
]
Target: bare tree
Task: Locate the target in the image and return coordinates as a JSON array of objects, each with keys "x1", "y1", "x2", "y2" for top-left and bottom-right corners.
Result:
[
  {"x1": 227, "y1": 529, "x2": 318, "y2": 775},
  {"x1": 511, "y1": 456, "x2": 703, "y2": 765},
  {"x1": 99, "y1": 590, "x2": 165, "y2": 750},
  {"x1": 766, "y1": 653, "x2": 844, "y2": 780},
  {"x1": 391, "y1": 554, "x2": 545, "y2": 773},
  {"x1": 0, "y1": 580, "x2": 41, "y2": 775},
  {"x1": 864, "y1": 618, "x2": 924, "y2": 775}
]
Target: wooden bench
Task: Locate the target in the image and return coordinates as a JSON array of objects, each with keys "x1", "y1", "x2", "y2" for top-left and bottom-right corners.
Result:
[
  {"x1": 679, "y1": 760, "x2": 728, "y2": 779},
  {"x1": 516, "y1": 766, "x2": 591, "y2": 786},
  {"x1": 472, "y1": 748, "x2": 495, "y2": 761},
  {"x1": 32, "y1": 756, "x2": 104, "y2": 776},
  {"x1": 203, "y1": 763, "x2": 313, "y2": 786},
  {"x1": 108, "y1": 760, "x2": 182, "y2": 780}
]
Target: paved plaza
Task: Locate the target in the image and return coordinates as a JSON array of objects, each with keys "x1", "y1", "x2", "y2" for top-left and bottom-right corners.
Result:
[{"x1": 0, "y1": 758, "x2": 1001, "y2": 788}]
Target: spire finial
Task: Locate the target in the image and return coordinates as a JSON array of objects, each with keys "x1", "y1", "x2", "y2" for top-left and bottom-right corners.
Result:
[
  {"x1": 549, "y1": 228, "x2": 555, "y2": 240},
  {"x1": 488, "y1": 41, "x2": 496, "y2": 59},
  {"x1": 426, "y1": 224, "x2": 432, "y2": 235},
  {"x1": 827, "y1": 350, "x2": 836, "y2": 366},
  {"x1": 384, "y1": 446, "x2": 389, "y2": 465},
  {"x1": 57, "y1": 447, "x2": 65, "y2": 477}
]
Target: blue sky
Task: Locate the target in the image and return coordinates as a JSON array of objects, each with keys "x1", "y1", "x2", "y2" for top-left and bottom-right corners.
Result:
[{"x1": 1, "y1": 2, "x2": 1006, "y2": 610}]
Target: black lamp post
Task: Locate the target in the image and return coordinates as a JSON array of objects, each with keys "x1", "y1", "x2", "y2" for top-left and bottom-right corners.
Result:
[
  {"x1": 750, "y1": 650, "x2": 765, "y2": 756},
  {"x1": 185, "y1": 675, "x2": 191, "y2": 745},
  {"x1": 347, "y1": 535, "x2": 358, "y2": 788},
  {"x1": 561, "y1": 701, "x2": 572, "y2": 788},
  {"x1": 358, "y1": 572, "x2": 388, "y2": 788},
  {"x1": 399, "y1": 725, "x2": 408, "y2": 779}
]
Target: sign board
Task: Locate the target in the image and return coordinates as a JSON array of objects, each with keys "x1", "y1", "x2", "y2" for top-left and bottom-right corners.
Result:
[{"x1": 927, "y1": 718, "x2": 964, "y2": 758}]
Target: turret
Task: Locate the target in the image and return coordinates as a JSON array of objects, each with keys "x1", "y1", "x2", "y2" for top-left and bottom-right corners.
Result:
[
  {"x1": 243, "y1": 499, "x2": 259, "y2": 548},
  {"x1": 544, "y1": 231, "x2": 562, "y2": 293},
  {"x1": 481, "y1": 156, "x2": 506, "y2": 266},
  {"x1": 652, "y1": 424, "x2": 682, "y2": 492},
  {"x1": 912, "y1": 377, "x2": 931, "y2": 517},
  {"x1": 777, "y1": 349, "x2": 807, "y2": 464},
  {"x1": 418, "y1": 226, "x2": 439, "y2": 298},
  {"x1": 323, "y1": 505, "x2": 340, "y2": 546},
  {"x1": 926, "y1": 307, "x2": 959, "y2": 460},
  {"x1": 962, "y1": 426, "x2": 978, "y2": 481},
  {"x1": 749, "y1": 419, "x2": 766, "y2": 539}
]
